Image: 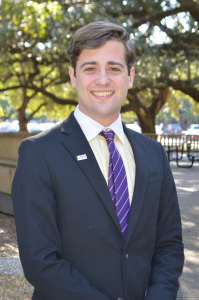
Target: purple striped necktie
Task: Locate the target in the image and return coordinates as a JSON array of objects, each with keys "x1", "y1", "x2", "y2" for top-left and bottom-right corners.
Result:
[{"x1": 99, "y1": 130, "x2": 130, "y2": 238}]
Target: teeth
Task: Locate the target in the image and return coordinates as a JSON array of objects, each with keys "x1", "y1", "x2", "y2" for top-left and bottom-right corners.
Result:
[{"x1": 93, "y1": 91, "x2": 113, "y2": 96}]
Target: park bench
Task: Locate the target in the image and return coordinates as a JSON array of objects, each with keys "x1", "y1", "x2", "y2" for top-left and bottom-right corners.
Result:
[
  {"x1": 165, "y1": 142, "x2": 199, "y2": 168},
  {"x1": 175, "y1": 143, "x2": 195, "y2": 168},
  {"x1": 144, "y1": 133, "x2": 199, "y2": 169}
]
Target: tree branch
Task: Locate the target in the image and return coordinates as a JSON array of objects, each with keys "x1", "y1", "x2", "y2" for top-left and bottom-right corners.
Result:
[
  {"x1": 124, "y1": 90, "x2": 148, "y2": 114},
  {"x1": 121, "y1": 102, "x2": 146, "y2": 113},
  {"x1": 149, "y1": 88, "x2": 169, "y2": 117},
  {"x1": 137, "y1": 0, "x2": 149, "y2": 14},
  {"x1": 43, "y1": 78, "x2": 69, "y2": 88},
  {"x1": 177, "y1": 0, "x2": 199, "y2": 22},
  {"x1": 1, "y1": 73, "x2": 13, "y2": 84},
  {"x1": 159, "y1": 41, "x2": 199, "y2": 53},
  {"x1": 31, "y1": 85, "x2": 78, "y2": 105},
  {"x1": 128, "y1": 82, "x2": 154, "y2": 97},
  {"x1": 157, "y1": 77, "x2": 199, "y2": 103},
  {"x1": 105, "y1": 8, "x2": 146, "y2": 18},
  {"x1": 27, "y1": 102, "x2": 48, "y2": 122},
  {"x1": 28, "y1": 60, "x2": 40, "y2": 84},
  {"x1": 28, "y1": 91, "x2": 38, "y2": 100},
  {"x1": 41, "y1": 66, "x2": 55, "y2": 83},
  {"x1": 130, "y1": 4, "x2": 197, "y2": 29},
  {"x1": 0, "y1": 85, "x2": 23, "y2": 92},
  {"x1": 0, "y1": 84, "x2": 77, "y2": 105}
]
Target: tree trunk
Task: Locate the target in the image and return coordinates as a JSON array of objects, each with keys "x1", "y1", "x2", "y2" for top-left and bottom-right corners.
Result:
[
  {"x1": 123, "y1": 87, "x2": 169, "y2": 133},
  {"x1": 16, "y1": 88, "x2": 47, "y2": 131},
  {"x1": 137, "y1": 109, "x2": 156, "y2": 133},
  {"x1": 17, "y1": 87, "x2": 28, "y2": 131},
  {"x1": 17, "y1": 107, "x2": 28, "y2": 131}
]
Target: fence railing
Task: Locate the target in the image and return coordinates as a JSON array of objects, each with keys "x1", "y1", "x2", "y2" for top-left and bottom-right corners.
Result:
[{"x1": 143, "y1": 133, "x2": 199, "y2": 152}]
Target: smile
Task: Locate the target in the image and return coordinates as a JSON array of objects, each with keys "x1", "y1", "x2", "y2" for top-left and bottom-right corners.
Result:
[{"x1": 92, "y1": 91, "x2": 114, "y2": 97}]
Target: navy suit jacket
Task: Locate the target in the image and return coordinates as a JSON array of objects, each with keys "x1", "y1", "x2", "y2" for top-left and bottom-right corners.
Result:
[{"x1": 12, "y1": 112, "x2": 184, "y2": 300}]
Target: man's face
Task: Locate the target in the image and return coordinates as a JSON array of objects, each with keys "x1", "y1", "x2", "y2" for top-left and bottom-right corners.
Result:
[{"x1": 69, "y1": 40, "x2": 135, "y2": 126}]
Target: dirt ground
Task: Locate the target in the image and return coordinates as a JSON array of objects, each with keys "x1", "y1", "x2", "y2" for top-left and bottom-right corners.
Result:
[{"x1": 0, "y1": 213, "x2": 18, "y2": 258}]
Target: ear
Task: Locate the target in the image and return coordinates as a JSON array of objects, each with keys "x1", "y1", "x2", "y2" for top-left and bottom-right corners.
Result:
[
  {"x1": 128, "y1": 67, "x2": 135, "y2": 89},
  {"x1": 69, "y1": 66, "x2": 76, "y2": 89}
]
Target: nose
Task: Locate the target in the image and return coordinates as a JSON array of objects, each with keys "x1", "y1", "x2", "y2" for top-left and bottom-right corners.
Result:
[{"x1": 95, "y1": 68, "x2": 110, "y2": 85}]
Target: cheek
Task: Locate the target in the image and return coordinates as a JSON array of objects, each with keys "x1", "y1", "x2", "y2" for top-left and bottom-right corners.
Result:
[
  {"x1": 114, "y1": 77, "x2": 129, "y2": 89},
  {"x1": 76, "y1": 78, "x2": 90, "y2": 91}
]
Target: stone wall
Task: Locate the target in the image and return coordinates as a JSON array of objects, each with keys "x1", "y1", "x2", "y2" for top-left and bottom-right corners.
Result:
[{"x1": 0, "y1": 132, "x2": 38, "y2": 215}]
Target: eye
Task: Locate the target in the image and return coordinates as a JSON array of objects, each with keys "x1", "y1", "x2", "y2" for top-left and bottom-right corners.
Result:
[
  {"x1": 109, "y1": 67, "x2": 120, "y2": 72},
  {"x1": 85, "y1": 67, "x2": 95, "y2": 72}
]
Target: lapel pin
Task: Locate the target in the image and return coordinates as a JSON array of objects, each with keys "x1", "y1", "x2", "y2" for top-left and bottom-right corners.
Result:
[{"x1": 77, "y1": 154, "x2": 87, "y2": 161}]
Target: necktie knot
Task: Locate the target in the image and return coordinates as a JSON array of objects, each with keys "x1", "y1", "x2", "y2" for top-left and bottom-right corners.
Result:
[{"x1": 99, "y1": 130, "x2": 114, "y2": 143}]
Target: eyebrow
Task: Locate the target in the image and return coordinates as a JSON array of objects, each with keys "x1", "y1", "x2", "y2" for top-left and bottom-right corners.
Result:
[
  {"x1": 80, "y1": 61, "x2": 125, "y2": 69},
  {"x1": 107, "y1": 61, "x2": 125, "y2": 69},
  {"x1": 80, "y1": 62, "x2": 97, "y2": 69}
]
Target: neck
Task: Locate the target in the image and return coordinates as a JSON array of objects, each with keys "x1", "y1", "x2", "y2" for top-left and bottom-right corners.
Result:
[{"x1": 78, "y1": 107, "x2": 120, "y2": 127}]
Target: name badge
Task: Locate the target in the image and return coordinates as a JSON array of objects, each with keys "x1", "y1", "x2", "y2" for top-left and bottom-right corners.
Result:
[{"x1": 77, "y1": 154, "x2": 87, "y2": 161}]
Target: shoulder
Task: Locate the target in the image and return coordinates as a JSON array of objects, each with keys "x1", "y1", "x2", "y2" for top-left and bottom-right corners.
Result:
[
  {"x1": 20, "y1": 112, "x2": 79, "y2": 150},
  {"x1": 124, "y1": 125, "x2": 162, "y2": 150},
  {"x1": 19, "y1": 123, "x2": 62, "y2": 155}
]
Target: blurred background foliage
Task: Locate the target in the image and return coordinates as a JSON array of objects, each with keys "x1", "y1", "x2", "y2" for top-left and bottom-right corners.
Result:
[{"x1": 0, "y1": 0, "x2": 199, "y2": 131}]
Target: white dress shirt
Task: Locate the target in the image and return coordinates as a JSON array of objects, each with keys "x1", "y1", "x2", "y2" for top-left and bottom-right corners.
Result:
[{"x1": 74, "y1": 105, "x2": 135, "y2": 205}]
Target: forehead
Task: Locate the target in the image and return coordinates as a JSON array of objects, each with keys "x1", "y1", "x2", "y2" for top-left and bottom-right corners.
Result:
[{"x1": 76, "y1": 40, "x2": 127, "y2": 67}]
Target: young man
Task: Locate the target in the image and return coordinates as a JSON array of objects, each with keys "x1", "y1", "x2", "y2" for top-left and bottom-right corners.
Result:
[{"x1": 12, "y1": 21, "x2": 184, "y2": 300}]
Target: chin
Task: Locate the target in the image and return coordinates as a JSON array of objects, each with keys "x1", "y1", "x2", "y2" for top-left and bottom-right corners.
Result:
[
  {"x1": 94, "y1": 108, "x2": 113, "y2": 118},
  {"x1": 95, "y1": 103, "x2": 118, "y2": 114}
]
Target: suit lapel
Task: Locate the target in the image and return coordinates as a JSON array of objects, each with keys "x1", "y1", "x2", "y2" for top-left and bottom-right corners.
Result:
[
  {"x1": 123, "y1": 125, "x2": 149, "y2": 246},
  {"x1": 60, "y1": 114, "x2": 149, "y2": 241},
  {"x1": 60, "y1": 113, "x2": 121, "y2": 233}
]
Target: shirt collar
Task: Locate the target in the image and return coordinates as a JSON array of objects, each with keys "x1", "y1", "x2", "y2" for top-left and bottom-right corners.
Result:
[{"x1": 74, "y1": 105, "x2": 125, "y2": 145}]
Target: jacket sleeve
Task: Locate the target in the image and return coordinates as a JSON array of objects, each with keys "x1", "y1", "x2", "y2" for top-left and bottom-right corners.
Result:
[
  {"x1": 12, "y1": 138, "x2": 110, "y2": 300},
  {"x1": 145, "y1": 144, "x2": 184, "y2": 300}
]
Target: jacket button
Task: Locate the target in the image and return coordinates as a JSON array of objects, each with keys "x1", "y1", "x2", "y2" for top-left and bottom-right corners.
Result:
[
  {"x1": 124, "y1": 253, "x2": 129, "y2": 260},
  {"x1": 117, "y1": 298, "x2": 125, "y2": 300}
]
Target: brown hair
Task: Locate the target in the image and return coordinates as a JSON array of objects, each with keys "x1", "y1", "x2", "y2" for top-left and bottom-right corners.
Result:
[{"x1": 67, "y1": 21, "x2": 136, "y2": 76}]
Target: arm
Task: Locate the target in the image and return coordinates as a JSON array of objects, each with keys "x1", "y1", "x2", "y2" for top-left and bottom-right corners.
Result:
[
  {"x1": 145, "y1": 144, "x2": 184, "y2": 300},
  {"x1": 12, "y1": 139, "x2": 110, "y2": 300}
]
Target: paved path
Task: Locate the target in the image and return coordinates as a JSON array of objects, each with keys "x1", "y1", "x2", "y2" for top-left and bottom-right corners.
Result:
[{"x1": 171, "y1": 161, "x2": 199, "y2": 299}]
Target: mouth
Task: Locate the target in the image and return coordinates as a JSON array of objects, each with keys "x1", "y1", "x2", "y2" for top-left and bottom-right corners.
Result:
[{"x1": 91, "y1": 91, "x2": 114, "y2": 98}]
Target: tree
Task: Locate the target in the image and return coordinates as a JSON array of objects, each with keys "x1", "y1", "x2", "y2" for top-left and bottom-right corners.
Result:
[
  {"x1": 107, "y1": 0, "x2": 199, "y2": 131},
  {"x1": 0, "y1": 52, "x2": 78, "y2": 130},
  {"x1": 0, "y1": 0, "x2": 199, "y2": 132},
  {"x1": 0, "y1": 1, "x2": 79, "y2": 130}
]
